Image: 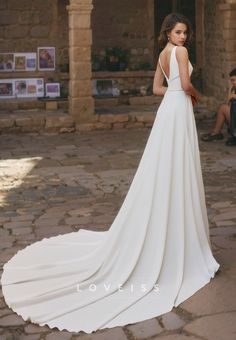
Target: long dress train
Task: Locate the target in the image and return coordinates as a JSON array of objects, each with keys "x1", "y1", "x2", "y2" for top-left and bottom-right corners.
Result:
[{"x1": 0, "y1": 46, "x2": 220, "y2": 333}]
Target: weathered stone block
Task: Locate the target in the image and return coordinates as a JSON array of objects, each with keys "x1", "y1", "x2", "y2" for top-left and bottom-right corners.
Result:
[
  {"x1": 129, "y1": 96, "x2": 161, "y2": 106},
  {"x1": 223, "y1": 29, "x2": 236, "y2": 39},
  {"x1": 15, "y1": 117, "x2": 32, "y2": 127},
  {"x1": 93, "y1": 122, "x2": 112, "y2": 130},
  {"x1": 225, "y1": 40, "x2": 236, "y2": 52},
  {"x1": 0, "y1": 117, "x2": 15, "y2": 128},
  {"x1": 45, "y1": 101, "x2": 58, "y2": 110},
  {"x1": 114, "y1": 113, "x2": 129, "y2": 122},
  {"x1": 69, "y1": 29, "x2": 92, "y2": 47},
  {"x1": 70, "y1": 61, "x2": 92, "y2": 80},
  {"x1": 31, "y1": 1, "x2": 52, "y2": 10},
  {"x1": 76, "y1": 123, "x2": 95, "y2": 132},
  {"x1": 18, "y1": 101, "x2": 44, "y2": 110},
  {"x1": 45, "y1": 115, "x2": 74, "y2": 129},
  {"x1": 0, "y1": 11, "x2": 18, "y2": 25},
  {"x1": 30, "y1": 25, "x2": 50, "y2": 38},
  {"x1": 0, "y1": 0, "x2": 6, "y2": 10},
  {"x1": 6, "y1": 25, "x2": 28, "y2": 38},
  {"x1": 0, "y1": 100, "x2": 18, "y2": 111},
  {"x1": 8, "y1": 0, "x2": 31, "y2": 10},
  {"x1": 95, "y1": 98, "x2": 119, "y2": 107},
  {"x1": 38, "y1": 12, "x2": 52, "y2": 25},
  {"x1": 113, "y1": 122, "x2": 125, "y2": 129},
  {"x1": 69, "y1": 80, "x2": 92, "y2": 97},
  {"x1": 126, "y1": 122, "x2": 145, "y2": 129},
  {"x1": 71, "y1": 46, "x2": 91, "y2": 61},
  {"x1": 136, "y1": 113, "x2": 155, "y2": 123},
  {"x1": 224, "y1": 18, "x2": 236, "y2": 29},
  {"x1": 69, "y1": 97, "x2": 94, "y2": 121},
  {"x1": 59, "y1": 127, "x2": 75, "y2": 133},
  {"x1": 19, "y1": 11, "x2": 40, "y2": 25},
  {"x1": 99, "y1": 114, "x2": 115, "y2": 123},
  {"x1": 58, "y1": 115, "x2": 75, "y2": 127},
  {"x1": 69, "y1": 13, "x2": 91, "y2": 29}
]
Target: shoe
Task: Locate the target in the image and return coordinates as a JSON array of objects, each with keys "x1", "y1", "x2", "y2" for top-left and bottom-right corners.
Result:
[
  {"x1": 201, "y1": 132, "x2": 224, "y2": 142},
  {"x1": 225, "y1": 137, "x2": 236, "y2": 146}
]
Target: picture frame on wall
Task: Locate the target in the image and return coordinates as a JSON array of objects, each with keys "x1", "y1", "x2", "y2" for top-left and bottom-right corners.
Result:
[
  {"x1": 14, "y1": 53, "x2": 37, "y2": 71},
  {"x1": 46, "y1": 83, "x2": 60, "y2": 98},
  {"x1": 0, "y1": 80, "x2": 14, "y2": 98},
  {"x1": 93, "y1": 79, "x2": 115, "y2": 97},
  {"x1": 0, "y1": 53, "x2": 14, "y2": 72},
  {"x1": 14, "y1": 78, "x2": 44, "y2": 98},
  {"x1": 38, "y1": 47, "x2": 55, "y2": 71}
]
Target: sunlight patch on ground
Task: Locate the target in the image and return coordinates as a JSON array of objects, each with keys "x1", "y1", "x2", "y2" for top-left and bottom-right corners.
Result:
[{"x1": 0, "y1": 157, "x2": 42, "y2": 206}]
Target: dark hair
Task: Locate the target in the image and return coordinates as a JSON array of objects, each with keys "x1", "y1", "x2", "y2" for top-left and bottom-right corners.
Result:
[
  {"x1": 229, "y1": 68, "x2": 236, "y2": 77},
  {"x1": 158, "y1": 12, "x2": 193, "y2": 50}
]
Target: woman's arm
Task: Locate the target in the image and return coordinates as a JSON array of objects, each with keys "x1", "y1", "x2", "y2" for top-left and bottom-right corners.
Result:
[
  {"x1": 153, "y1": 61, "x2": 167, "y2": 96},
  {"x1": 175, "y1": 46, "x2": 200, "y2": 102}
]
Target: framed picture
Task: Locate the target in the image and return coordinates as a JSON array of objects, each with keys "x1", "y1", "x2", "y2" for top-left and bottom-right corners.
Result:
[
  {"x1": 38, "y1": 47, "x2": 55, "y2": 71},
  {"x1": 15, "y1": 80, "x2": 27, "y2": 95},
  {"x1": 93, "y1": 79, "x2": 115, "y2": 97},
  {"x1": 0, "y1": 53, "x2": 14, "y2": 72},
  {"x1": 14, "y1": 53, "x2": 37, "y2": 71},
  {"x1": 14, "y1": 78, "x2": 44, "y2": 98},
  {"x1": 46, "y1": 83, "x2": 60, "y2": 98},
  {"x1": 0, "y1": 80, "x2": 14, "y2": 98}
]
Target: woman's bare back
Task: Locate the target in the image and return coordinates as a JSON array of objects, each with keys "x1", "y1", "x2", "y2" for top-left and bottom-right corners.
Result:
[{"x1": 159, "y1": 46, "x2": 176, "y2": 79}]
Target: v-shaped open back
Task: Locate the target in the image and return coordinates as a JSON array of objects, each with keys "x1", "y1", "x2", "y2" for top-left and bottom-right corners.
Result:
[
  {"x1": 158, "y1": 46, "x2": 193, "y2": 92},
  {"x1": 158, "y1": 46, "x2": 177, "y2": 81}
]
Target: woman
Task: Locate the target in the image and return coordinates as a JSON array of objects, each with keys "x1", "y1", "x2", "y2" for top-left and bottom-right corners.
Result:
[{"x1": 1, "y1": 13, "x2": 220, "y2": 334}]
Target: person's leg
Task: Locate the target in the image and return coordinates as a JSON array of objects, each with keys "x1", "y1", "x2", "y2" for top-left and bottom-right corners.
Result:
[
  {"x1": 201, "y1": 103, "x2": 230, "y2": 141},
  {"x1": 211, "y1": 103, "x2": 230, "y2": 134}
]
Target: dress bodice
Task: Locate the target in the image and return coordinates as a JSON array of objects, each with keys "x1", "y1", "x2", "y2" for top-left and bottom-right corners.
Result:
[{"x1": 159, "y1": 46, "x2": 193, "y2": 91}]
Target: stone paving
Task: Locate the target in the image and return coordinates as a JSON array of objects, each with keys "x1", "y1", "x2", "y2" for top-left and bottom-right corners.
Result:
[{"x1": 0, "y1": 118, "x2": 235, "y2": 340}]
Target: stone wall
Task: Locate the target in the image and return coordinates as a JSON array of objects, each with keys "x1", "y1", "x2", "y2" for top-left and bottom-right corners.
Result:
[
  {"x1": 91, "y1": 0, "x2": 155, "y2": 71},
  {"x1": 204, "y1": 0, "x2": 236, "y2": 103},
  {"x1": 0, "y1": 0, "x2": 69, "y2": 74}
]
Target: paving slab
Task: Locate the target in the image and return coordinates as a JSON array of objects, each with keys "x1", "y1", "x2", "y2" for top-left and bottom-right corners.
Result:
[
  {"x1": 183, "y1": 312, "x2": 236, "y2": 340},
  {"x1": 126, "y1": 318, "x2": 163, "y2": 338}
]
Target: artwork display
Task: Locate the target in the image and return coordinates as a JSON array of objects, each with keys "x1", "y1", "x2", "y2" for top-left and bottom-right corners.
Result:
[
  {"x1": 0, "y1": 80, "x2": 14, "y2": 98},
  {"x1": 0, "y1": 54, "x2": 14, "y2": 71},
  {"x1": 93, "y1": 79, "x2": 114, "y2": 97},
  {"x1": 14, "y1": 53, "x2": 37, "y2": 71},
  {"x1": 0, "y1": 78, "x2": 44, "y2": 98},
  {"x1": 46, "y1": 83, "x2": 60, "y2": 98},
  {"x1": 14, "y1": 78, "x2": 44, "y2": 98},
  {"x1": 0, "y1": 48, "x2": 61, "y2": 100},
  {"x1": 0, "y1": 49, "x2": 55, "y2": 72},
  {"x1": 38, "y1": 47, "x2": 55, "y2": 71}
]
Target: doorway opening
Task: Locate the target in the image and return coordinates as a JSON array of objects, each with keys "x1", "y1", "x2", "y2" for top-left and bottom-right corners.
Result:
[{"x1": 154, "y1": 0, "x2": 196, "y2": 63}]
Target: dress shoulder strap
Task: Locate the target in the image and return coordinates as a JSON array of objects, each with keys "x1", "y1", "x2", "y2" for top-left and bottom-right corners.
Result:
[{"x1": 158, "y1": 46, "x2": 177, "y2": 81}]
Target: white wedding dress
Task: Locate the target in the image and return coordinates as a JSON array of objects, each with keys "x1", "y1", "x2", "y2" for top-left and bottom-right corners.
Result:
[{"x1": 1, "y1": 46, "x2": 220, "y2": 333}]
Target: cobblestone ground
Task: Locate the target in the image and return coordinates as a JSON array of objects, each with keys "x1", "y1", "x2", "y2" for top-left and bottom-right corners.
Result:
[{"x1": 0, "y1": 119, "x2": 235, "y2": 340}]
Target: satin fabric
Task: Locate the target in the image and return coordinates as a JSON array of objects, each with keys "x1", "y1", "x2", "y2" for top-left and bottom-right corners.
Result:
[{"x1": 1, "y1": 46, "x2": 220, "y2": 333}]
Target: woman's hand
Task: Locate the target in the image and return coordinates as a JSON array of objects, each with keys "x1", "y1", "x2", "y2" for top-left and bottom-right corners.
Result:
[{"x1": 191, "y1": 95, "x2": 198, "y2": 107}]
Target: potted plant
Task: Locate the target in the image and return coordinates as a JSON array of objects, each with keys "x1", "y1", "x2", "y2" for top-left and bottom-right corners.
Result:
[
  {"x1": 118, "y1": 48, "x2": 129, "y2": 71},
  {"x1": 105, "y1": 47, "x2": 119, "y2": 71},
  {"x1": 92, "y1": 54, "x2": 101, "y2": 71}
]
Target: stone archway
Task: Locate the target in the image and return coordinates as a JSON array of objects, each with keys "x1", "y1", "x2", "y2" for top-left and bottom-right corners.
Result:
[{"x1": 67, "y1": 0, "x2": 95, "y2": 124}]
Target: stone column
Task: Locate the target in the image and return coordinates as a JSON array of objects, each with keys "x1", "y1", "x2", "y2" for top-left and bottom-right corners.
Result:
[
  {"x1": 220, "y1": 2, "x2": 236, "y2": 75},
  {"x1": 67, "y1": 0, "x2": 95, "y2": 124}
]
